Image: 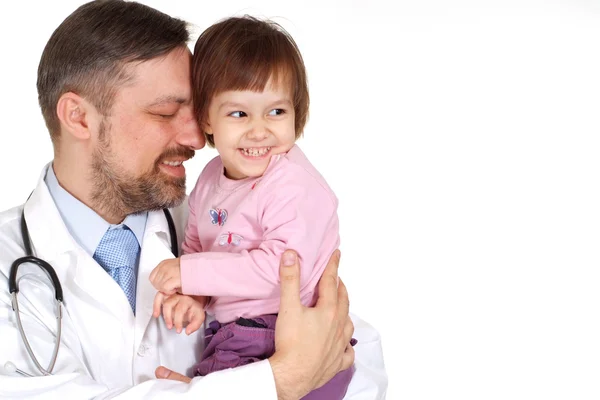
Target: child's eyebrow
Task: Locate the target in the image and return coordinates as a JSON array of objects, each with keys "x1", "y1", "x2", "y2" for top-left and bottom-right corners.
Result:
[
  {"x1": 218, "y1": 99, "x2": 293, "y2": 111},
  {"x1": 266, "y1": 99, "x2": 293, "y2": 109},
  {"x1": 218, "y1": 101, "x2": 245, "y2": 111}
]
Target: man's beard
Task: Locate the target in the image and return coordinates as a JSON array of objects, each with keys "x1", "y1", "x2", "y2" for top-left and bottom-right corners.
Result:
[{"x1": 90, "y1": 119, "x2": 195, "y2": 218}]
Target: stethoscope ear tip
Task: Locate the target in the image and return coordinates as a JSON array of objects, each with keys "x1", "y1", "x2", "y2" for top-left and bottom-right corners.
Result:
[
  {"x1": 4, "y1": 361, "x2": 17, "y2": 373},
  {"x1": 4, "y1": 361, "x2": 34, "y2": 377}
]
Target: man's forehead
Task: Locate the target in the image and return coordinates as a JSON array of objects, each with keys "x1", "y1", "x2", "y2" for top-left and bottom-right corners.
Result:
[{"x1": 120, "y1": 48, "x2": 192, "y2": 106}]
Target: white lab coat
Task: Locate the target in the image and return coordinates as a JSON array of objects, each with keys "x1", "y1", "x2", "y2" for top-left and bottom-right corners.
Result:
[{"x1": 0, "y1": 165, "x2": 387, "y2": 399}]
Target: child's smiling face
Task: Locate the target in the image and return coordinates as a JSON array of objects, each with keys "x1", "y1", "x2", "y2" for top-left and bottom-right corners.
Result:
[{"x1": 205, "y1": 78, "x2": 296, "y2": 180}]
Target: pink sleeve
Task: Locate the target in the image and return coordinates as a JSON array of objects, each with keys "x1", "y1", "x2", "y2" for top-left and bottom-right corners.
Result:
[
  {"x1": 180, "y1": 170, "x2": 339, "y2": 298},
  {"x1": 181, "y1": 177, "x2": 203, "y2": 255}
]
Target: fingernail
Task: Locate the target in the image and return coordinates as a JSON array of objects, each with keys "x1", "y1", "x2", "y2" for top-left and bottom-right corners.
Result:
[
  {"x1": 156, "y1": 367, "x2": 168, "y2": 379},
  {"x1": 283, "y1": 251, "x2": 296, "y2": 266}
]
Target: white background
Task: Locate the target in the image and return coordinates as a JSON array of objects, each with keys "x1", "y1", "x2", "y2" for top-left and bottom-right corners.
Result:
[{"x1": 1, "y1": 0, "x2": 600, "y2": 398}]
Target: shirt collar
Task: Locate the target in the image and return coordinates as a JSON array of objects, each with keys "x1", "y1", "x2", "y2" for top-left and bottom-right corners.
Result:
[{"x1": 44, "y1": 164, "x2": 147, "y2": 256}]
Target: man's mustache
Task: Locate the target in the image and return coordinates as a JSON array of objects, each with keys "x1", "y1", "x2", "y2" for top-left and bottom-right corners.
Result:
[{"x1": 157, "y1": 147, "x2": 196, "y2": 164}]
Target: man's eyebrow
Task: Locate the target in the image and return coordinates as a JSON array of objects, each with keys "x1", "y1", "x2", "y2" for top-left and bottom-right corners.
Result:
[{"x1": 146, "y1": 96, "x2": 188, "y2": 107}]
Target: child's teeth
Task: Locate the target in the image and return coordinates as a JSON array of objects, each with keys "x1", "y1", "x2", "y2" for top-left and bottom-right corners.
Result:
[{"x1": 242, "y1": 147, "x2": 271, "y2": 156}]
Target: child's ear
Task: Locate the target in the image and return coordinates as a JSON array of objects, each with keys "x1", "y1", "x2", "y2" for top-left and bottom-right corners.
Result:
[{"x1": 203, "y1": 122, "x2": 213, "y2": 136}]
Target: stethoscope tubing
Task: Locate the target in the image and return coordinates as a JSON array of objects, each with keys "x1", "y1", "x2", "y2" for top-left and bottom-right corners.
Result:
[{"x1": 7, "y1": 205, "x2": 178, "y2": 377}]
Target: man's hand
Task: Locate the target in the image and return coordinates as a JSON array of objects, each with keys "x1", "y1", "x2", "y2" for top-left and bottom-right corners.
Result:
[
  {"x1": 155, "y1": 366, "x2": 191, "y2": 383},
  {"x1": 149, "y1": 257, "x2": 182, "y2": 295},
  {"x1": 153, "y1": 292, "x2": 207, "y2": 334},
  {"x1": 154, "y1": 250, "x2": 354, "y2": 397},
  {"x1": 269, "y1": 249, "x2": 354, "y2": 400}
]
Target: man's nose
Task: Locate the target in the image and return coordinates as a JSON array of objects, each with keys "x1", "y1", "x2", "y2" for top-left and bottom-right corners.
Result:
[{"x1": 178, "y1": 114, "x2": 205, "y2": 150}]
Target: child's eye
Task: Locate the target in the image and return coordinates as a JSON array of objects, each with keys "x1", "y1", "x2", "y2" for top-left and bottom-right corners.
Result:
[
  {"x1": 268, "y1": 109, "x2": 285, "y2": 116},
  {"x1": 229, "y1": 111, "x2": 247, "y2": 118}
]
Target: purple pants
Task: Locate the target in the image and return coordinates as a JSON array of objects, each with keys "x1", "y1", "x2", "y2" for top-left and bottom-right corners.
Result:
[{"x1": 195, "y1": 315, "x2": 356, "y2": 400}]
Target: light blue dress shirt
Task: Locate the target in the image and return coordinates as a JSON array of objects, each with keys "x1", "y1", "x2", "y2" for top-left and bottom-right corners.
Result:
[{"x1": 44, "y1": 165, "x2": 147, "y2": 257}]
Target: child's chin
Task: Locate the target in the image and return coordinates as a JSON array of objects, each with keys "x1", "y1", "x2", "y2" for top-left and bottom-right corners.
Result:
[{"x1": 242, "y1": 166, "x2": 268, "y2": 178}]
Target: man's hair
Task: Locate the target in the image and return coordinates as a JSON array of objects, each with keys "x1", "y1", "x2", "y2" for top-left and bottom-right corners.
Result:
[
  {"x1": 192, "y1": 16, "x2": 309, "y2": 147},
  {"x1": 37, "y1": 0, "x2": 190, "y2": 141}
]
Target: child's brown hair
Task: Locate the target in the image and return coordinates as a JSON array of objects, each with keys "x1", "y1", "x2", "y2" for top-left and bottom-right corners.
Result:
[{"x1": 192, "y1": 16, "x2": 309, "y2": 147}]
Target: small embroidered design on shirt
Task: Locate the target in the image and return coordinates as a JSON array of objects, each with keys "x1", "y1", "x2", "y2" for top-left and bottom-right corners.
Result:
[
  {"x1": 209, "y1": 208, "x2": 228, "y2": 226},
  {"x1": 219, "y1": 232, "x2": 243, "y2": 246}
]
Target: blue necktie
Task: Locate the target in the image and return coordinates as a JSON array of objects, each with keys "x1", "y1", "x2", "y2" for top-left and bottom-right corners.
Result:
[{"x1": 93, "y1": 226, "x2": 140, "y2": 314}]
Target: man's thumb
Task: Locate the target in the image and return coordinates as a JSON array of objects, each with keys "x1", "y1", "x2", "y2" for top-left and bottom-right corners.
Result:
[{"x1": 279, "y1": 250, "x2": 301, "y2": 308}]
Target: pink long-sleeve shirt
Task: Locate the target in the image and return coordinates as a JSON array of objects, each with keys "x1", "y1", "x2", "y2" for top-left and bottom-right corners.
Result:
[{"x1": 180, "y1": 145, "x2": 340, "y2": 323}]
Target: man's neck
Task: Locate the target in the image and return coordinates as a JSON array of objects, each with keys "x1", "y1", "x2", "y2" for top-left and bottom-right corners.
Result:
[{"x1": 52, "y1": 159, "x2": 125, "y2": 224}]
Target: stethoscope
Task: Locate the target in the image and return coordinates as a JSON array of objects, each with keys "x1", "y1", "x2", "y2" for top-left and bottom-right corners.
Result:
[{"x1": 5, "y1": 207, "x2": 178, "y2": 377}]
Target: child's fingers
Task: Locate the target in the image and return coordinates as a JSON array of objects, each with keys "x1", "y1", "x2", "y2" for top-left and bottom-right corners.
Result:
[
  {"x1": 162, "y1": 296, "x2": 178, "y2": 330},
  {"x1": 162, "y1": 277, "x2": 181, "y2": 295},
  {"x1": 149, "y1": 267, "x2": 158, "y2": 283},
  {"x1": 149, "y1": 262, "x2": 166, "y2": 284},
  {"x1": 173, "y1": 302, "x2": 187, "y2": 334},
  {"x1": 152, "y1": 292, "x2": 166, "y2": 318},
  {"x1": 185, "y1": 309, "x2": 205, "y2": 335}
]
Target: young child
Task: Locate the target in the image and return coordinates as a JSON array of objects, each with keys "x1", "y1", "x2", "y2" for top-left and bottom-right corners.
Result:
[{"x1": 149, "y1": 16, "x2": 355, "y2": 399}]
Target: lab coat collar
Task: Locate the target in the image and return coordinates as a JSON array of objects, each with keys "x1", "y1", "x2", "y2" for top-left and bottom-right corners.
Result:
[{"x1": 24, "y1": 163, "x2": 80, "y2": 261}]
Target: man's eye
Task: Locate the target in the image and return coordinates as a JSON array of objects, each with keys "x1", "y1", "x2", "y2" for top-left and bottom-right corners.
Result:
[
  {"x1": 152, "y1": 111, "x2": 176, "y2": 118},
  {"x1": 229, "y1": 111, "x2": 247, "y2": 118},
  {"x1": 268, "y1": 109, "x2": 285, "y2": 116}
]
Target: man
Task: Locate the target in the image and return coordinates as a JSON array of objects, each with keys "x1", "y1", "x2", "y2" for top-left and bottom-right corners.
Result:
[{"x1": 0, "y1": 1, "x2": 387, "y2": 398}]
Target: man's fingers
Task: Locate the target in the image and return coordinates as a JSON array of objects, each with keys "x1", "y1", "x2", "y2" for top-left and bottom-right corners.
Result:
[
  {"x1": 155, "y1": 366, "x2": 191, "y2": 383},
  {"x1": 343, "y1": 315, "x2": 354, "y2": 342},
  {"x1": 341, "y1": 344, "x2": 355, "y2": 371},
  {"x1": 336, "y1": 278, "x2": 350, "y2": 318},
  {"x1": 322, "y1": 249, "x2": 340, "y2": 279},
  {"x1": 316, "y1": 250, "x2": 341, "y2": 309},
  {"x1": 279, "y1": 250, "x2": 302, "y2": 311}
]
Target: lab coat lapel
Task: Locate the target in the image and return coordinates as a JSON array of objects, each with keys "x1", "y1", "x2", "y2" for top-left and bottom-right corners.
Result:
[
  {"x1": 134, "y1": 209, "x2": 176, "y2": 352},
  {"x1": 25, "y1": 164, "x2": 135, "y2": 324},
  {"x1": 23, "y1": 165, "x2": 136, "y2": 383}
]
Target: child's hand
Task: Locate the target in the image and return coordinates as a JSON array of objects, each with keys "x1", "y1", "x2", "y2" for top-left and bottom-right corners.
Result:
[
  {"x1": 153, "y1": 292, "x2": 207, "y2": 335},
  {"x1": 149, "y1": 258, "x2": 181, "y2": 295}
]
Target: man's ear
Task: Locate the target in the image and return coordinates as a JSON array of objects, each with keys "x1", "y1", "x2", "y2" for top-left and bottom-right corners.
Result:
[{"x1": 56, "y1": 92, "x2": 94, "y2": 140}]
